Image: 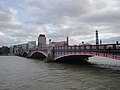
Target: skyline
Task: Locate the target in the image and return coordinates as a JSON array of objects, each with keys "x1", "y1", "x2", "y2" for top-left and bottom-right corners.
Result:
[{"x1": 0, "y1": 0, "x2": 120, "y2": 46}]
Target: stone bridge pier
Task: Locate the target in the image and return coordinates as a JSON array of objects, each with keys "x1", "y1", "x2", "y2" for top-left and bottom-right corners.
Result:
[{"x1": 44, "y1": 46, "x2": 55, "y2": 62}]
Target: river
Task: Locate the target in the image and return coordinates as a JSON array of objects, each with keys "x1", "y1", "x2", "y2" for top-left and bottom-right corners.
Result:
[{"x1": 0, "y1": 56, "x2": 120, "y2": 90}]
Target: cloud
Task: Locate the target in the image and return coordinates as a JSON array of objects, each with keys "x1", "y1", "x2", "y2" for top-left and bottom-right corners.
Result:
[
  {"x1": 103, "y1": 36, "x2": 120, "y2": 44},
  {"x1": 0, "y1": 32, "x2": 4, "y2": 38},
  {"x1": 0, "y1": 7, "x2": 22, "y2": 34},
  {"x1": 0, "y1": 0, "x2": 120, "y2": 46},
  {"x1": 0, "y1": 4, "x2": 23, "y2": 46},
  {"x1": 23, "y1": 0, "x2": 93, "y2": 24}
]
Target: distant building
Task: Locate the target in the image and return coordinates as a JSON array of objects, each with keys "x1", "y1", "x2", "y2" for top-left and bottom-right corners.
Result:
[
  {"x1": 10, "y1": 45, "x2": 19, "y2": 55},
  {"x1": 0, "y1": 48, "x2": 1, "y2": 55},
  {"x1": 51, "y1": 41, "x2": 68, "y2": 46},
  {"x1": 27, "y1": 41, "x2": 36, "y2": 49},
  {"x1": 20, "y1": 43, "x2": 28, "y2": 50},
  {"x1": 100, "y1": 39, "x2": 102, "y2": 45},
  {"x1": 10, "y1": 43, "x2": 28, "y2": 55},
  {"x1": 11, "y1": 45, "x2": 19, "y2": 55},
  {"x1": 10, "y1": 46, "x2": 14, "y2": 54},
  {"x1": 0, "y1": 46, "x2": 10, "y2": 55},
  {"x1": 38, "y1": 34, "x2": 46, "y2": 48},
  {"x1": 50, "y1": 36, "x2": 69, "y2": 47}
]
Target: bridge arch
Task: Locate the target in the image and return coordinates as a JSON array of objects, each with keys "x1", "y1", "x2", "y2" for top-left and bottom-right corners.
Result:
[
  {"x1": 54, "y1": 53, "x2": 93, "y2": 62},
  {"x1": 30, "y1": 51, "x2": 47, "y2": 59},
  {"x1": 21, "y1": 52, "x2": 28, "y2": 57}
]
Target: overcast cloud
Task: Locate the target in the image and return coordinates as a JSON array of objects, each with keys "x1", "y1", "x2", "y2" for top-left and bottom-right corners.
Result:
[{"x1": 0, "y1": 0, "x2": 120, "y2": 46}]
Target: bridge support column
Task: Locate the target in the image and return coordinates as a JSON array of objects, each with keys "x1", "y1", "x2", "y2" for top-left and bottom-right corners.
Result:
[
  {"x1": 44, "y1": 46, "x2": 54, "y2": 62},
  {"x1": 45, "y1": 53, "x2": 54, "y2": 62}
]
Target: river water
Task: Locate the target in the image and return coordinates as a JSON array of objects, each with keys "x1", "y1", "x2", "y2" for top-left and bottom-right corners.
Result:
[{"x1": 0, "y1": 56, "x2": 120, "y2": 90}]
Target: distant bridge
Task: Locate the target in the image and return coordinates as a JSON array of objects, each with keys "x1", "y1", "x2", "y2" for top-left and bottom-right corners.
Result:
[{"x1": 18, "y1": 44, "x2": 120, "y2": 62}]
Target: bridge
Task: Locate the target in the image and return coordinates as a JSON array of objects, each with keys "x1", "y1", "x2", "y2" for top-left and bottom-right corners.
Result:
[
  {"x1": 20, "y1": 47, "x2": 48, "y2": 59},
  {"x1": 18, "y1": 43, "x2": 120, "y2": 62}
]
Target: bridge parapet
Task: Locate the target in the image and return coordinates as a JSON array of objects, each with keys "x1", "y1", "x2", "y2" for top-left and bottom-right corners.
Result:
[{"x1": 53, "y1": 44, "x2": 120, "y2": 53}]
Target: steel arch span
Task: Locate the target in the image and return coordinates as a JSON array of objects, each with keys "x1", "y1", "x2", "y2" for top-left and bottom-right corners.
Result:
[
  {"x1": 30, "y1": 51, "x2": 47, "y2": 59},
  {"x1": 53, "y1": 52, "x2": 120, "y2": 61},
  {"x1": 54, "y1": 54, "x2": 92, "y2": 62},
  {"x1": 54, "y1": 53, "x2": 93, "y2": 61}
]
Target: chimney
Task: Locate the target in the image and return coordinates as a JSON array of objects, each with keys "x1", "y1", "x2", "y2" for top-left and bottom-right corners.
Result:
[
  {"x1": 67, "y1": 36, "x2": 69, "y2": 46},
  {"x1": 96, "y1": 30, "x2": 99, "y2": 45},
  {"x1": 116, "y1": 41, "x2": 119, "y2": 44},
  {"x1": 100, "y1": 39, "x2": 102, "y2": 45}
]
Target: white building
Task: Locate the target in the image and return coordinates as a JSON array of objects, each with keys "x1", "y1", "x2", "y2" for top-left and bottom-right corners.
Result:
[
  {"x1": 20, "y1": 44, "x2": 28, "y2": 50},
  {"x1": 27, "y1": 41, "x2": 36, "y2": 49},
  {"x1": 10, "y1": 46, "x2": 14, "y2": 54},
  {"x1": 12, "y1": 45, "x2": 19, "y2": 55}
]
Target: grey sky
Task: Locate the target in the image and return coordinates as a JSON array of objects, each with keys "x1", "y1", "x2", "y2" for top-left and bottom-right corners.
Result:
[{"x1": 0, "y1": 0, "x2": 120, "y2": 46}]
